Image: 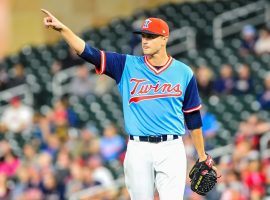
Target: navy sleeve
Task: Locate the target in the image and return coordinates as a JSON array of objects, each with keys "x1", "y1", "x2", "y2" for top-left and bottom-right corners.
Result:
[
  {"x1": 182, "y1": 75, "x2": 202, "y2": 113},
  {"x1": 184, "y1": 110, "x2": 202, "y2": 130},
  {"x1": 79, "y1": 43, "x2": 126, "y2": 84},
  {"x1": 105, "y1": 52, "x2": 127, "y2": 84},
  {"x1": 79, "y1": 43, "x2": 102, "y2": 66}
]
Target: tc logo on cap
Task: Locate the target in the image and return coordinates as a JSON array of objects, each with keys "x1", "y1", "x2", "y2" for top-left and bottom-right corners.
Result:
[
  {"x1": 143, "y1": 19, "x2": 152, "y2": 29},
  {"x1": 133, "y1": 17, "x2": 169, "y2": 36}
]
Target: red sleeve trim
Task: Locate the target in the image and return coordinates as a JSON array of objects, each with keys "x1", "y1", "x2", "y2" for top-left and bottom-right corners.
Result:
[
  {"x1": 183, "y1": 104, "x2": 202, "y2": 113},
  {"x1": 95, "y1": 50, "x2": 106, "y2": 74}
]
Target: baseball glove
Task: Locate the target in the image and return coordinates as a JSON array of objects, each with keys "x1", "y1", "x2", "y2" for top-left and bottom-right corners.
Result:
[{"x1": 189, "y1": 154, "x2": 218, "y2": 196}]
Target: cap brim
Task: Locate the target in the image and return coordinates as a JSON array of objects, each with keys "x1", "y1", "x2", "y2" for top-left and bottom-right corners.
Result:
[{"x1": 133, "y1": 30, "x2": 161, "y2": 36}]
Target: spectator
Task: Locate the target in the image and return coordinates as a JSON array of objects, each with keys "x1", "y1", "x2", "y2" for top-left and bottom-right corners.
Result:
[
  {"x1": 50, "y1": 60, "x2": 63, "y2": 75},
  {"x1": 235, "y1": 120, "x2": 257, "y2": 149},
  {"x1": 41, "y1": 171, "x2": 64, "y2": 200},
  {"x1": 233, "y1": 64, "x2": 253, "y2": 94},
  {"x1": 41, "y1": 135, "x2": 61, "y2": 160},
  {"x1": 94, "y1": 75, "x2": 115, "y2": 96},
  {"x1": 87, "y1": 155, "x2": 114, "y2": 187},
  {"x1": 65, "y1": 162, "x2": 84, "y2": 197},
  {"x1": 11, "y1": 165, "x2": 30, "y2": 200},
  {"x1": 0, "y1": 68, "x2": 8, "y2": 91},
  {"x1": 255, "y1": 26, "x2": 270, "y2": 55},
  {"x1": 214, "y1": 64, "x2": 234, "y2": 94},
  {"x1": 23, "y1": 188, "x2": 43, "y2": 200},
  {"x1": 220, "y1": 170, "x2": 247, "y2": 200},
  {"x1": 70, "y1": 64, "x2": 96, "y2": 98},
  {"x1": 239, "y1": 25, "x2": 257, "y2": 56},
  {"x1": 81, "y1": 166, "x2": 101, "y2": 188},
  {"x1": 99, "y1": 124, "x2": 126, "y2": 163},
  {"x1": 201, "y1": 107, "x2": 219, "y2": 150},
  {"x1": 0, "y1": 173, "x2": 11, "y2": 200},
  {"x1": 214, "y1": 170, "x2": 243, "y2": 200},
  {"x1": 22, "y1": 144, "x2": 38, "y2": 166},
  {"x1": 216, "y1": 156, "x2": 234, "y2": 197},
  {"x1": 246, "y1": 115, "x2": 270, "y2": 136},
  {"x1": 36, "y1": 152, "x2": 54, "y2": 174},
  {"x1": 244, "y1": 151, "x2": 266, "y2": 199},
  {"x1": 27, "y1": 166, "x2": 42, "y2": 192},
  {"x1": 69, "y1": 125, "x2": 99, "y2": 159},
  {"x1": 235, "y1": 115, "x2": 270, "y2": 150},
  {"x1": 31, "y1": 112, "x2": 45, "y2": 145},
  {"x1": 38, "y1": 115, "x2": 52, "y2": 144},
  {"x1": 258, "y1": 73, "x2": 270, "y2": 110},
  {"x1": 7, "y1": 63, "x2": 26, "y2": 88},
  {"x1": 196, "y1": 65, "x2": 214, "y2": 97},
  {"x1": 232, "y1": 139, "x2": 251, "y2": 172},
  {"x1": 0, "y1": 141, "x2": 20, "y2": 177},
  {"x1": 262, "y1": 158, "x2": 270, "y2": 196},
  {"x1": 0, "y1": 96, "x2": 33, "y2": 134},
  {"x1": 47, "y1": 99, "x2": 69, "y2": 141},
  {"x1": 55, "y1": 149, "x2": 71, "y2": 186},
  {"x1": 61, "y1": 95, "x2": 79, "y2": 127}
]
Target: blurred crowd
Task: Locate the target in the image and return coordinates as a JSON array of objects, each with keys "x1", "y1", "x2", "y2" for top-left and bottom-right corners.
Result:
[
  {"x1": 183, "y1": 24, "x2": 270, "y2": 200},
  {"x1": 184, "y1": 113, "x2": 270, "y2": 200},
  {"x1": 0, "y1": 63, "x2": 26, "y2": 91},
  {"x1": 0, "y1": 48, "x2": 123, "y2": 199},
  {"x1": 0, "y1": 17, "x2": 269, "y2": 200},
  {"x1": 240, "y1": 24, "x2": 270, "y2": 57},
  {"x1": 196, "y1": 62, "x2": 270, "y2": 111},
  {"x1": 0, "y1": 98, "x2": 127, "y2": 199}
]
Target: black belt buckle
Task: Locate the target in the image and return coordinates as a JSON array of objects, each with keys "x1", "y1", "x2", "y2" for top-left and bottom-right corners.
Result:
[{"x1": 148, "y1": 136, "x2": 161, "y2": 143}]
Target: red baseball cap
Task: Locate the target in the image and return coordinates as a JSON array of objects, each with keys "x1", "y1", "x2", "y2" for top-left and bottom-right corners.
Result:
[
  {"x1": 10, "y1": 96, "x2": 20, "y2": 104},
  {"x1": 133, "y1": 18, "x2": 169, "y2": 37}
]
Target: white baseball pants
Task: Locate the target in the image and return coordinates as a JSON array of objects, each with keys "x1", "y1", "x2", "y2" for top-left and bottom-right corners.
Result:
[{"x1": 124, "y1": 138, "x2": 187, "y2": 200}]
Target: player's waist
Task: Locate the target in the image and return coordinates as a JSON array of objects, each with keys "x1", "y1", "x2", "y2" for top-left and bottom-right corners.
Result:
[{"x1": 129, "y1": 134, "x2": 179, "y2": 143}]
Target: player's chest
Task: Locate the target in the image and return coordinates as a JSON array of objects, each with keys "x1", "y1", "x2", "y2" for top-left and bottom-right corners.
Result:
[{"x1": 123, "y1": 67, "x2": 186, "y2": 103}]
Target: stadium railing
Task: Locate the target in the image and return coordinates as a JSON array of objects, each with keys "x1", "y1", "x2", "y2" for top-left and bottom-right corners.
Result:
[
  {"x1": 260, "y1": 132, "x2": 270, "y2": 160},
  {"x1": 213, "y1": 0, "x2": 270, "y2": 48},
  {"x1": 0, "y1": 84, "x2": 33, "y2": 114},
  {"x1": 52, "y1": 66, "x2": 77, "y2": 97},
  {"x1": 69, "y1": 177, "x2": 125, "y2": 200}
]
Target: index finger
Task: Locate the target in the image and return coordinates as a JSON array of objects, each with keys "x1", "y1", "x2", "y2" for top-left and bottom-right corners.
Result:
[{"x1": 41, "y1": 9, "x2": 53, "y2": 17}]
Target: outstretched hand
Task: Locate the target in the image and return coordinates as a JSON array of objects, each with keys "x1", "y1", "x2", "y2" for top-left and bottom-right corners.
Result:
[{"x1": 41, "y1": 9, "x2": 65, "y2": 31}]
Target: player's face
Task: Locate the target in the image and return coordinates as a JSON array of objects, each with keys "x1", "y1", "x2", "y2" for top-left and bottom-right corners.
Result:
[{"x1": 141, "y1": 33, "x2": 167, "y2": 55}]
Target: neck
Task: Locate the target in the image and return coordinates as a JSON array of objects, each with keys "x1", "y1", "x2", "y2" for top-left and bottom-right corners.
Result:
[{"x1": 146, "y1": 49, "x2": 169, "y2": 66}]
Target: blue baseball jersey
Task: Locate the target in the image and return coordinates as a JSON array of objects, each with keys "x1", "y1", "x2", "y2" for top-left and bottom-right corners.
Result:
[{"x1": 80, "y1": 44, "x2": 201, "y2": 136}]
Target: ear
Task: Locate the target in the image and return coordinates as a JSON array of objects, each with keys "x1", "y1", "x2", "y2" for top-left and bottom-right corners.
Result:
[
  {"x1": 162, "y1": 36, "x2": 168, "y2": 46},
  {"x1": 163, "y1": 36, "x2": 168, "y2": 42}
]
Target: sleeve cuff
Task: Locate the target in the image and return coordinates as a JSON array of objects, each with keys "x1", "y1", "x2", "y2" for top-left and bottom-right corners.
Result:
[
  {"x1": 78, "y1": 43, "x2": 88, "y2": 58},
  {"x1": 183, "y1": 104, "x2": 202, "y2": 113},
  {"x1": 184, "y1": 110, "x2": 202, "y2": 130},
  {"x1": 95, "y1": 50, "x2": 106, "y2": 74}
]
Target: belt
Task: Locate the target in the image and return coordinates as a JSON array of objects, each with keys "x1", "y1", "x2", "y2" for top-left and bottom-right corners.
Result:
[{"x1": 129, "y1": 135, "x2": 179, "y2": 143}]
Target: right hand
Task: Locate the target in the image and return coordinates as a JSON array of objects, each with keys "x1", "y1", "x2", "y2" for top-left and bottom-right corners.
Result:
[{"x1": 41, "y1": 9, "x2": 65, "y2": 31}]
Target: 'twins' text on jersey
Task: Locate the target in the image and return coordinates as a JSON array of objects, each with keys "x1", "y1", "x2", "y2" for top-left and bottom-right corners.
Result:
[{"x1": 129, "y1": 78, "x2": 183, "y2": 104}]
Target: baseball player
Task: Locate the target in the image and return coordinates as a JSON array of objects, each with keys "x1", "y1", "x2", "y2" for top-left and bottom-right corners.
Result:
[{"x1": 42, "y1": 9, "x2": 212, "y2": 200}]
